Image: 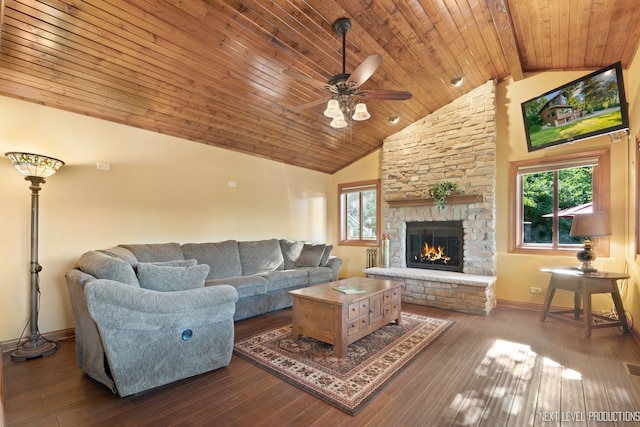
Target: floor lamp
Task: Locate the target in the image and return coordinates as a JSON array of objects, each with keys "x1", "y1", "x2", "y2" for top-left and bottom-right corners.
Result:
[{"x1": 5, "y1": 152, "x2": 65, "y2": 361}]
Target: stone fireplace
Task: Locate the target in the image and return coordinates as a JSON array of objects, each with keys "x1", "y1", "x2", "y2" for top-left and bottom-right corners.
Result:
[
  {"x1": 381, "y1": 80, "x2": 497, "y2": 276},
  {"x1": 365, "y1": 81, "x2": 498, "y2": 315}
]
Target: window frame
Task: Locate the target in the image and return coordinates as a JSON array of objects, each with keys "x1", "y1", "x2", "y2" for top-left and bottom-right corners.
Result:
[
  {"x1": 636, "y1": 133, "x2": 640, "y2": 260},
  {"x1": 509, "y1": 149, "x2": 610, "y2": 256},
  {"x1": 338, "y1": 179, "x2": 381, "y2": 247}
]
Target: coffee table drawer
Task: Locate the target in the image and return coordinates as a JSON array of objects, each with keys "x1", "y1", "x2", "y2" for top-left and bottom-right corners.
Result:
[
  {"x1": 348, "y1": 302, "x2": 360, "y2": 319},
  {"x1": 383, "y1": 301, "x2": 400, "y2": 320},
  {"x1": 348, "y1": 299, "x2": 370, "y2": 319},
  {"x1": 384, "y1": 288, "x2": 400, "y2": 303},
  {"x1": 348, "y1": 315, "x2": 369, "y2": 335}
]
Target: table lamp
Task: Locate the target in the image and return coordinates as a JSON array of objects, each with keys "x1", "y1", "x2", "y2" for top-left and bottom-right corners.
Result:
[{"x1": 569, "y1": 212, "x2": 611, "y2": 273}]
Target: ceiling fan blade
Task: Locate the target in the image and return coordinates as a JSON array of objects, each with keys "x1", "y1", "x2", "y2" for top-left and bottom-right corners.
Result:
[
  {"x1": 358, "y1": 89, "x2": 413, "y2": 100},
  {"x1": 282, "y1": 69, "x2": 327, "y2": 90},
  {"x1": 346, "y1": 54, "x2": 383, "y2": 87},
  {"x1": 288, "y1": 98, "x2": 327, "y2": 112}
]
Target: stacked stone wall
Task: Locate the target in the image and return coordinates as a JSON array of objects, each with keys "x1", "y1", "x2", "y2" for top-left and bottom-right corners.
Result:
[{"x1": 382, "y1": 80, "x2": 497, "y2": 276}]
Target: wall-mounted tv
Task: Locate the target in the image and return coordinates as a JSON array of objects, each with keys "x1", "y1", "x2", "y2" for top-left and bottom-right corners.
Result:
[{"x1": 521, "y1": 61, "x2": 629, "y2": 152}]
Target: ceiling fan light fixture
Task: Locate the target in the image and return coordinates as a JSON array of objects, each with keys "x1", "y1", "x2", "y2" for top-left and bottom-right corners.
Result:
[
  {"x1": 451, "y1": 76, "x2": 464, "y2": 87},
  {"x1": 286, "y1": 17, "x2": 411, "y2": 130},
  {"x1": 323, "y1": 99, "x2": 342, "y2": 118},
  {"x1": 330, "y1": 113, "x2": 348, "y2": 129},
  {"x1": 352, "y1": 103, "x2": 371, "y2": 121}
]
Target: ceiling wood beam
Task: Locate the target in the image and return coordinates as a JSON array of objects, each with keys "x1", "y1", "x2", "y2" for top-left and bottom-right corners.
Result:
[{"x1": 487, "y1": 0, "x2": 524, "y2": 81}]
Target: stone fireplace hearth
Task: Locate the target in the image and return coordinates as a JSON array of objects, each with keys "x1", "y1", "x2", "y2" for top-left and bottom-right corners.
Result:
[{"x1": 365, "y1": 81, "x2": 497, "y2": 316}]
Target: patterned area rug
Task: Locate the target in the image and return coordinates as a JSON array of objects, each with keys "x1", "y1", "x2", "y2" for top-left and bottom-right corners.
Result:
[{"x1": 233, "y1": 312, "x2": 453, "y2": 415}]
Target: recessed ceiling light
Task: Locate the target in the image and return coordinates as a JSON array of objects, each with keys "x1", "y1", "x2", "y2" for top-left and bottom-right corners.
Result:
[
  {"x1": 450, "y1": 76, "x2": 464, "y2": 87},
  {"x1": 388, "y1": 115, "x2": 400, "y2": 124}
]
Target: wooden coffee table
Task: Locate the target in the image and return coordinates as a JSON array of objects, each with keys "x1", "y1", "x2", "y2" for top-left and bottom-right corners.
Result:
[{"x1": 289, "y1": 277, "x2": 402, "y2": 358}]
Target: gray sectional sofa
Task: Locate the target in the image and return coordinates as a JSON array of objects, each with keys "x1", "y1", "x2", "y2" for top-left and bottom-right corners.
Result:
[{"x1": 65, "y1": 238, "x2": 341, "y2": 396}]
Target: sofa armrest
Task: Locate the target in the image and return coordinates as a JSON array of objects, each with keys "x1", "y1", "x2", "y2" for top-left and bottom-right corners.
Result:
[
  {"x1": 84, "y1": 280, "x2": 238, "y2": 329},
  {"x1": 66, "y1": 269, "x2": 117, "y2": 393},
  {"x1": 325, "y1": 256, "x2": 342, "y2": 281}
]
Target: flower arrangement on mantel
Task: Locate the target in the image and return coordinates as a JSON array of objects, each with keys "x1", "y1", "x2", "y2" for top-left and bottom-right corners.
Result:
[{"x1": 426, "y1": 181, "x2": 464, "y2": 209}]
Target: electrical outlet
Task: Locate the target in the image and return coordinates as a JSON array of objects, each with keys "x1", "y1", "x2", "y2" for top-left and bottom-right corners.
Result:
[
  {"x1": 96, "y1": 162, "x2": 111, "y2": 171},
  {"x1": 530, "y1": 287, "x2": 542, "y2": 294}
]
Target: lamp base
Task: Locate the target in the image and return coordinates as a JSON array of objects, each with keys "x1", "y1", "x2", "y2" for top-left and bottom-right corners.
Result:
[
  {"x1": 577, "y1": 263, "x2": 598, "y2": 273},
  {"x1": 11, "y1": 336, "x2": 57, "y2": 362},
  {"x1": 576, "y1": 243, "x2": 597, "y2": 273}
]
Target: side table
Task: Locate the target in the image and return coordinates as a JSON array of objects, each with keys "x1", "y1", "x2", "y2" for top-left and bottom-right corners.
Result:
[{"x1": 540, "y1": 268, "x2": 630, "y2": 337}]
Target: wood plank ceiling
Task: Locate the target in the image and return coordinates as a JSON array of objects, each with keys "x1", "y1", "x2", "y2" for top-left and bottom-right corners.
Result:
[{"x1": 0, "y1": 0, "x2": 639, "y2": 174}]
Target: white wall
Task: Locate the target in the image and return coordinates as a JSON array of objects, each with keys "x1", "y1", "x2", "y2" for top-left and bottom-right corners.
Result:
[{"x1": 0, "y1": 97, "x2": 332, "y2": 342}]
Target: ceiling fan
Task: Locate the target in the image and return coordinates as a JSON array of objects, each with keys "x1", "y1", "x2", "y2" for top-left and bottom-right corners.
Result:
[{"x1": 283, "y1": 17, "x2": 412, "y2": 128}]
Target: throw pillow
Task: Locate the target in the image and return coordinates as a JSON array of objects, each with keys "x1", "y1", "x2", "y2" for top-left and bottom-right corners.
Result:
[
  {"x1": 294, "y1": 243, "x2": 326, "y2": 267},
  {"x1": 279, "y1": 239, "x2": 304, "y2": 270},
  {"x1": 134, "y1": 259, "x2": 197, "y2": 273},
  {"x1": 319, "y1": 244, "x2": 333, "y2": 267},
  {"x1": 79, "y1": 250, "x2": 140, "y2": 287},
  {"x1": 136, "y1": 263, "x2": 209, "y2": 292}
]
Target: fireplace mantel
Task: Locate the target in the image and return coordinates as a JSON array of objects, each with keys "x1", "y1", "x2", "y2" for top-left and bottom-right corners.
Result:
[{"x1": 386, "y1": 194, "x2": 483, "y2": 208}]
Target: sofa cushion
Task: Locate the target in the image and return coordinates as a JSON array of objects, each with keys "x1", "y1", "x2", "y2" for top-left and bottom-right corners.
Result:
[
  {"x1": 98, "y1": 247, "x2": 138, "y2": 266},
  {"x1": 294, "y1": 243, "x2": 326, "y2": 267},
  {"x1": 136, "y1": 263, "x2": 209, "y2": 292},
  {"x1": 238, "y1": 239, "x2": 284, "y2": 275},
  {"x1": 205, "y1": 275, "x2": 267, "y2": 298},
  {"x1": 320, "y1": 244, "x2": 333, "y2": 267},
  {"x1": 182, "y1": 241, "x2": 242, "y2": 280},
  {"x1": 79, "y1": 251, "x2": 140, "y2": 287},
  {"x1": 298, "y1": 266, "x2": 333, "y2": 285},
  {"x1": 259, "y1": 270, "x2": 309, "y2": 292},
  {"x1": 279, "y1": 239, "x2": 304, "y2": 270},
  {"x1": 118, "y1": 243, "x2": 184, "y2": 263}
]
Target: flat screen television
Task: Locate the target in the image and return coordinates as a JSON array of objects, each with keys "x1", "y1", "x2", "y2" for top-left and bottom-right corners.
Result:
[{"x1": 521, "y1": 62, "x2": 629, "y2": 152}]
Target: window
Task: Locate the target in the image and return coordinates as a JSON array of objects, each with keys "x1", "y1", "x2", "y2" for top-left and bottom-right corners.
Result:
[
  {"x1": 510, "y1": 150, "x2": 610, "y2": 255},
  {"x1": 338, "y1": 180, "x2": 380, "y2": 246}
]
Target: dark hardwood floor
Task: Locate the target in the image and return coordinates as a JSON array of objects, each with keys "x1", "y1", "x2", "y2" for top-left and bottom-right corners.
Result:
[{"x1": 4, "y1": 304, "x2": 640, "y2": 426}]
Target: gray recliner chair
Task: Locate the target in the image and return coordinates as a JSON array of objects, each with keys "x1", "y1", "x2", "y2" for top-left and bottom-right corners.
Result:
[{"x1": 65, "y1": 248, "x2": 238, "y2": 397}]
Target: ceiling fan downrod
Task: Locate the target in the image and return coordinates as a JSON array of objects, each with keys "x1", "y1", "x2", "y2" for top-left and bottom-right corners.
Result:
[{"x1": 333, "y1": 18, "x2": 351, "y2": 75}]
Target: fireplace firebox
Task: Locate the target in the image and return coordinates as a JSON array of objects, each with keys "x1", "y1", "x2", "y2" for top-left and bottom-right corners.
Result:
[{"x1": 406, "y1": 221, "x2": 463, "y2": 272}]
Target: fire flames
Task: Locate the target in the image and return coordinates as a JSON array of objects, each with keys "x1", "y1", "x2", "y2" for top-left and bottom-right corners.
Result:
[{"x1": 418, "y1": 241, "x2": 451, "y2": 264}]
